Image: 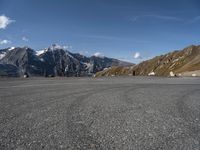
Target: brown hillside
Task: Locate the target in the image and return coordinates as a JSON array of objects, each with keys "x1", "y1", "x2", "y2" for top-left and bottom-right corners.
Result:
[{"x1": 95, "y1": 45, "x2": 200, "y2": 77}]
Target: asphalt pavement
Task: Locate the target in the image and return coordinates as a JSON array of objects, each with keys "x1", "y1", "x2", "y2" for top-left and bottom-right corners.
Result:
[{"x1": 0, "y1": 76, "x2": 200, "y2": 150}]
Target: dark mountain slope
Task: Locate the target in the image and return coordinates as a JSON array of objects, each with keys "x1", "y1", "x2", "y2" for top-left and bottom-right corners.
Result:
[
  {"x1": 0, "y1": 45, "x2": 133, "y2": 77},
  {"x1": 1, "y1": 47, "x2": 44, "y2": 76}
]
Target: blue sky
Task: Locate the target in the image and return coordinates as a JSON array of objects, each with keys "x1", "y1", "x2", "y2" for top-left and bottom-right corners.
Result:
[{"x1": 0, "y1": 0, "x2": 200, "y2": 63}]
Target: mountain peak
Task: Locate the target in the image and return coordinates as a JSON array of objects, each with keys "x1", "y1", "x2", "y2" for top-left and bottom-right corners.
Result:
[{"x1": 0, "y1": 45, "x2": 133, "y2": 77}]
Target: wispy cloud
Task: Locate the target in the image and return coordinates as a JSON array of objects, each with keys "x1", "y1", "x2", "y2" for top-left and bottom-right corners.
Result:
[
  {"x1": 82, "y1": 34, "x2": 123, "y2": 41},
  {"x1": 132, "y1": 15, "x2": 182, "y2": 22},
  {"x1": 79, "y1": 34, "x2": 151, "y2": 43},
  {"x1": 188, "y1": 16, "x2": 200, "y2": 24},
  {"x1": 22, "y1": 36, "x2": 29, "y2": 42},
  {"x1": 0, "y1": 15, "x2": 15, "y2": 29},
  {"x1": 0, "y1": 39, "x2": 11, "y2": 45},
  {"x1": 134, "y1": 15, "x2": 200, "y2": 24}
]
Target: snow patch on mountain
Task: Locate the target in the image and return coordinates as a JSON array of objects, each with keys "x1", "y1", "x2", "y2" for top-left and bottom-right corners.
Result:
[
  {"x1": 36, "y1": 49, "x2": 47, "y2": 56},
  {"x1": 65, "y1": 51, "x2": 74, "y2": 59},
  {"x1": 8, "y1": 47, "x2": 15, "y2": 51},
  {"x1": 36, "y1": 45, "x2": 75, "y2": 60},
  {"x1": 0, "y1": 47, "x2": 15, "y2": 59},
  {"x1": 83, "y1": 62, "x2": 93, "y2": 69},
  {"x1": 93, "y1": 52, "x2": 105, "y2": 58},
  {"x1": 0, "y1": 53, "x2": 6, "y2": 59}
]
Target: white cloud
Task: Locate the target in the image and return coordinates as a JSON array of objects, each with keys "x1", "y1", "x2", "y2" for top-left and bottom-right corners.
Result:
[
  {"x1": 132, "y1": 15, "x2": 181, "y2": 22},
  {"x1": 0, "y1": 39, "x2": 11, "y2": 45},
  {"x1": 22, "y1": 36, "x2": 29, "y2": 42},
  {"x1": 0, "y1": 15, "x2": 15, "y2": 29},
  {"x1": 133, "y1": 52, "x2": 141, "y2": 59},
  {"x1": 93, "y1": 52, "x2": 104, "y2": 58},
  {"x1": 83, "y1": 34, "x2": 123, "y2": 40},
  {"x1": 63, "y1": 45, "x2": 72, "y2": 50}
]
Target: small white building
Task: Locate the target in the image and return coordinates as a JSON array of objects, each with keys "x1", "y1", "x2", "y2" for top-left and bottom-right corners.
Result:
[
  {"x1": 23, "y1": 74, "x2": 29, "y2": 78},
  {"x1": 169, "y1": 71, "x2": 175, "y2": 77},
  {"x1": 192, "y1": 73, "x2": 197, "y2": 77},
  {"x1": 148, "y1": 72, "x2": 155, "y2": 76}
]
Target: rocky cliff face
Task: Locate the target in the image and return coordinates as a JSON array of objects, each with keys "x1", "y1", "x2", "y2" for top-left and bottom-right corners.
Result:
[
  {"x1": 37, "y1": 46, "x2": 82, "y2": 77},
  {"x1": 0, "y1": 64, "x2": 20, "y2": 77},
  {"x1": 0, "y1": 47, "x2": 44, "y2": 76},
  {"x1": 95, "y1": 45, "x2": 200, "y2": 77},
  {"x1": 0, "y1": 44, "x2": 133, "y2": 77}
]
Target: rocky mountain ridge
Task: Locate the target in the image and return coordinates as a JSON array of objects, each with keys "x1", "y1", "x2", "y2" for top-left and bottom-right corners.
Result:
[
  {"x1": 95, "y1": 45, "x2": 200, "y2": 77},
  {"x1": 0, "y1": 44, "x2": 133, "y2": 77}
]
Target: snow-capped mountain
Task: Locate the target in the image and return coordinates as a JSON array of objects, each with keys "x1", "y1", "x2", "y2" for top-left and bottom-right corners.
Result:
[
  {"x1": 0, "y1": 44, "x2": 133, "y2": 77},
  {"x1": 0, "y1": 47, "x2": 44, "y2": 76},
  {"x1": 0, "y1": 49, "x2": 7, "y2": 60},
  {"x1": 0, "y1": 47, "x2": 15, "y2": 59}
]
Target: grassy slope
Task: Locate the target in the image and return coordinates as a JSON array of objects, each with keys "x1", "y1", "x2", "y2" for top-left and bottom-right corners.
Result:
[{"x1": 96, "y1": 45, "x2": 200, "y2": 77}]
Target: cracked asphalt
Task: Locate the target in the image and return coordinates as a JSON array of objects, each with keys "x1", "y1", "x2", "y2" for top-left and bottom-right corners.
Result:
[{"x1": 0, "y1": 77, "x2": 200, "y2": 150}]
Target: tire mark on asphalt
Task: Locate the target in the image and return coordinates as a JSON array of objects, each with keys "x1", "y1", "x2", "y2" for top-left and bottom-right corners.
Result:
[
  {"x1": 122, "y1": 85, "x2": 200, "y2": 149},
  {"x1": 0, "y1": 89, "x2": 100, "y2": 150},
  {"x1": 64, "y1": 85, "x2": 136, "y2": 150},
  {"x1": 0, "y1": 89, "x2": 95, "y2": 128},
  {"x1": 176, "y1": 89, "x2": 200, "y2": 141}
]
